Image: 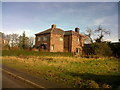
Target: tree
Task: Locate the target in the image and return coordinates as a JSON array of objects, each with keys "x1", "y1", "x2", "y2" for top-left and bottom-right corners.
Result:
[
  {"x1": 27, "y1": 37, "x2": 34, "y2": 48},
  {"x1": 85, "y1": 25, "x2": 110, "y2": 44},
  {"x1": 18, "y1": 31, "x2": 34, "y2": 50},
  {"x1": 5, "y1": 34, "x2": 11, "y2": 44},
  {"x1": 1, "y1": 31, "x2": 34, "y2": 50},
  {"x1": 9, "y1": 33, "x2": 19, "y2": 48},
  {"x1": 84, "y1": 28, "x2": 94, "y2": 44},
  {"x1": 84, "y1": 25, "x2": 112, "y2": 57},
  {"x1": 95, "y1": 25, "x2": 110, "y2": 43},
  {"x1": 18, "y1": 31, "x2": 28, "y2": 49},
  {"x1": 94, "y1": 42, "x2": 112, "y2": 56}
]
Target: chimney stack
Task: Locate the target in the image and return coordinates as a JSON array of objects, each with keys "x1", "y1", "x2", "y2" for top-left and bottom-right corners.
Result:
[
  {"x1": 51, "y1": 24, "x2": 56, "y2": 28},
  {"x1": 75, "y1": 27, "x2": 80, "y2": 33}
]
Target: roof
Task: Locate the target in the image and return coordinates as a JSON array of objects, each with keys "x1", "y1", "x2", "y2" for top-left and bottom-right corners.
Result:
[
  {"x1": 35, "y1": 28, "x2": 64, "y2": 35},
  {"x1": 35, "y1": 28, "x2": 51, "y2": 35},
  {"x1": 35, "y1": 24, "x2": 86, "y2": 38},
  {"x1": 64, "y1": 30, "x2": 86, "y2": 38}
]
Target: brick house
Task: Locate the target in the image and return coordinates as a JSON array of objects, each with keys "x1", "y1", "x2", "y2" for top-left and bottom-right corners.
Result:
[
  {"x1": 0, "y1": 32, "x2": 9, "y2": 50},
  {"x1": 35, "y1": 24, "x2": 85, "y2": 53}
]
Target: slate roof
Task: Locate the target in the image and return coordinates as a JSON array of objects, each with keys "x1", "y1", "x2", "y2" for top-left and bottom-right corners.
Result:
[
  {"x1": 35, "y1": 25, "x2": 86, "y2": 38},
  {"x1": 35, "y1": 28, "x2": 64, "y2": 35},
  {"x1": 35, "y1": 28, "x2": 51, "y2": 35},
  {"x1": 64, "y1": 30, "x2": 86, "y2": 38}
]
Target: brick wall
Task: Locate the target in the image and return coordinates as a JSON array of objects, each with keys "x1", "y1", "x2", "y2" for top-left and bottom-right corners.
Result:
[
  {"x1": 35, "y1": 34, "x2": 50, "y2": 51},
  {"x1": 50, "y1": 34, "x2": 64, "y2": 52},
  {"x1": 64, "y1": 35, "x2": 72, "y2": 52},
  {"x1": 71, "y1": 35, "x2": 82, "y2": 53}
]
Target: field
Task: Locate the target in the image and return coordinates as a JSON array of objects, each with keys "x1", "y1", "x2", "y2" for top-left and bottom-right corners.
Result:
[{"x1": 2, "y1": 50, "x2": 120, "y2": 88}]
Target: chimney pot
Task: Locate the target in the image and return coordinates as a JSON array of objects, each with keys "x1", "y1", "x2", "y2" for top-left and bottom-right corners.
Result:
[
  {"x1": 51, "y1": 24, "x2": 56, "y2": 28},
  {"x1": 75, "y1": 27, "x2": 80, "y2": 33}
]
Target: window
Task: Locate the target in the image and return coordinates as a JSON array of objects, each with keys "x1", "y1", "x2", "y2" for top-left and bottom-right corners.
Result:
[
  {"x1": 60, "y1": 37, "x2": 63, "y2": 41},
  {"x1": 38, "y1": 37, "x2": 41, "y2": 41},
  {"x1": 51, "y1": 45, "x2": 54, "y2": 50},
  {"x1": 76, "y1": 48, "x2": 80, "y2": 53},
  {"x1": 43, "y1": 36, "x2": 47, "y2": 41},
  {"x1": 77, "y1": 38, "x2": 79, "y2": 42},
  {"x1": 4, "y1": 40, "x2": 6, "y2": 43}
]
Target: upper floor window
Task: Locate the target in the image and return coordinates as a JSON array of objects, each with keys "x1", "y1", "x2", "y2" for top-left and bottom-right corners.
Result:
[
  {"x1": 43, "y1": 36, "x2": 47, "y2": 41},
  {"x1": 38, "y1": 37, "x2": 41, "y2": 41},
  {"x1": 77, "y1": 38, "x2": 79, "y2": 42},
  {"x1": 60, "y1": 37, "x2": 63, "y2": 41}
]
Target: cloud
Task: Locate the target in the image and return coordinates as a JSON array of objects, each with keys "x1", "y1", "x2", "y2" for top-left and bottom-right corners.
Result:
[
  {"x1": 2, "y1": 28, "x2": 35, "y2": 37},
  {"x1": 94, "y1": 18, "x2": 104, "y2": 25},
  {"x1": 93, "y1": 14, "x2": 118, "y2": 26}
]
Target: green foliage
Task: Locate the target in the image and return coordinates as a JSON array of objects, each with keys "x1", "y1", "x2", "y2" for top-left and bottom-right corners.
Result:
[
  {"x1": 108, "y1": 42, "x2": 120, "y2": 58},
  {"x1": 93, "y1": 42, "x2": 112, "y2": 56},
  {"x1": 83, "y1": 42, "x2": 113, "y2": 57},
  {"x1": 2, "y1": 50, "x2": 73, "y2": 57},
  {"x1": 18, "y1": 31, "x2": 30, "y2": 49},
  {"x1": 83, "y1": 44, "x2": 94, "y2": 55}
]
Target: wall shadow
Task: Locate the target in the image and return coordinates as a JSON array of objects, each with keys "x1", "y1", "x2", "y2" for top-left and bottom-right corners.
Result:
[{"x1": 66, "y1": 72, "x2": 120, "y2": 88}]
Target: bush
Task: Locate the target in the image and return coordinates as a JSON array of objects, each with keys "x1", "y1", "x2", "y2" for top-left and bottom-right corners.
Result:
[
  {"x1": 79, "y1": 80, "x2": 99, "y2": 88},
  {"x1": 83, "y1": 42, "x2": 113, "y2": 57},
  {"x1": 83, "y1": 44, "x2": 95, "y2": 55},
  {"x1": 93, "y1": 42, "x2": 112, "y2": 56},
  {"x1": 101, "y1": 83, "x2": 111, "y2": 88},
  {"x1": 108, "y1": 42, "x2": 120, "y2": 57}
]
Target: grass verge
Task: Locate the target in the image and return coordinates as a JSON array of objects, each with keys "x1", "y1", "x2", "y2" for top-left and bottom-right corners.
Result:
[{"x1": 2, "y1": 50, "x2": 120, "y2": 88}]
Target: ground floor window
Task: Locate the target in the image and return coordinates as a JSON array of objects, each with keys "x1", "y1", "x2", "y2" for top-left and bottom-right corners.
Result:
[
  {"x1": 51, "y1": 45, "x2": 54, "y2": 50},
  {"x1": 76, "y1": 48, "x2": 80, "y2": 53}
]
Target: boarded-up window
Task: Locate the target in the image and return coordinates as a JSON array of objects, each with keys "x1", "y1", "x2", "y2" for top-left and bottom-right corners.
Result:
[
  {"x1": 38, "y1": 37, "x2": 41, "y2": 41},
  {"x1": 43, "y1": 36, "x2": 47, "y2": 41},
  {"x1": 51, "y1": 45, "x2": 54, "y2": 50}
]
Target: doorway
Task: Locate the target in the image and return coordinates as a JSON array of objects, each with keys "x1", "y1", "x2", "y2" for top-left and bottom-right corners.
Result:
[{"x1": 40, "y1": 44, "x2": 46, "y2": 51}]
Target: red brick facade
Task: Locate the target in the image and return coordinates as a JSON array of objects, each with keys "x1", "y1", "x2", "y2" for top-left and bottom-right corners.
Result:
[{"x1": 35, "y1": 24, "x2": 85, "y2": 53}]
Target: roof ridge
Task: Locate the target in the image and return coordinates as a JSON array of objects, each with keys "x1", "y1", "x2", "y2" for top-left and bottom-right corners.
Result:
[{"x1": 35, "y1": 28, "x2": 52, "y2": 35}]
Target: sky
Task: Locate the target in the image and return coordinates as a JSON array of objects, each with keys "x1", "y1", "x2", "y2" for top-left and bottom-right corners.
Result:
[{"x1": 1, "y1": 1, "x2": 119, "y2": 42}]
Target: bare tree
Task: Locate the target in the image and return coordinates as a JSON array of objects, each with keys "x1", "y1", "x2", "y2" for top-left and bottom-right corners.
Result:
[
  {"x1": 10, "y1": 33, "x2": 19, "y2": 48},
  {"x1": 84, "y1": 27, "x2": 94, "y2": 44},
  {"x1": 5, "y1": 34, "x2": 11, "y2": 44},
  {"x1": 95, "y1": 25, "x2": 110, "y2": 43},
  {"x1": 84, "y1": 25, "x2": 112, "y2": 56},
  {"x1": 27, "y1": 37, "x2": 34, "y2": 48},
  {"x1": 84, "y1": 25, "x2": 110, "y2": 44},
  {"x1": 1, "y1": 32, "x2": 34, "y2": 50}
]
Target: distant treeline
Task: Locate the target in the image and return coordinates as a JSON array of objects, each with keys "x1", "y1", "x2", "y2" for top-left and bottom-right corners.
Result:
[{"x1": 0, "y1": 31, "x2": 34, "y2": 50}]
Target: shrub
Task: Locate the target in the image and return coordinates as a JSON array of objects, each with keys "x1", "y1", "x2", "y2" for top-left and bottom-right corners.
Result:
[
  {"x1": 79, "y1": 80, "x2": 99, "y2": 88},
  {"x1": 93, "y1": 42, "x2": 112, "y2": 56},
  {"x1": 101, "y1": 83, "x2": 111, "y2": 88}
]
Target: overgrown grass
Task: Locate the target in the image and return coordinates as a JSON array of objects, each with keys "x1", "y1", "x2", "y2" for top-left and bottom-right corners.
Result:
[
  {"x1": 2, "y1": 50, "x2": 73, "y2": 57},
  {"x1": 2, "y1": 50, "x2": 120, "y2": 88}
]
